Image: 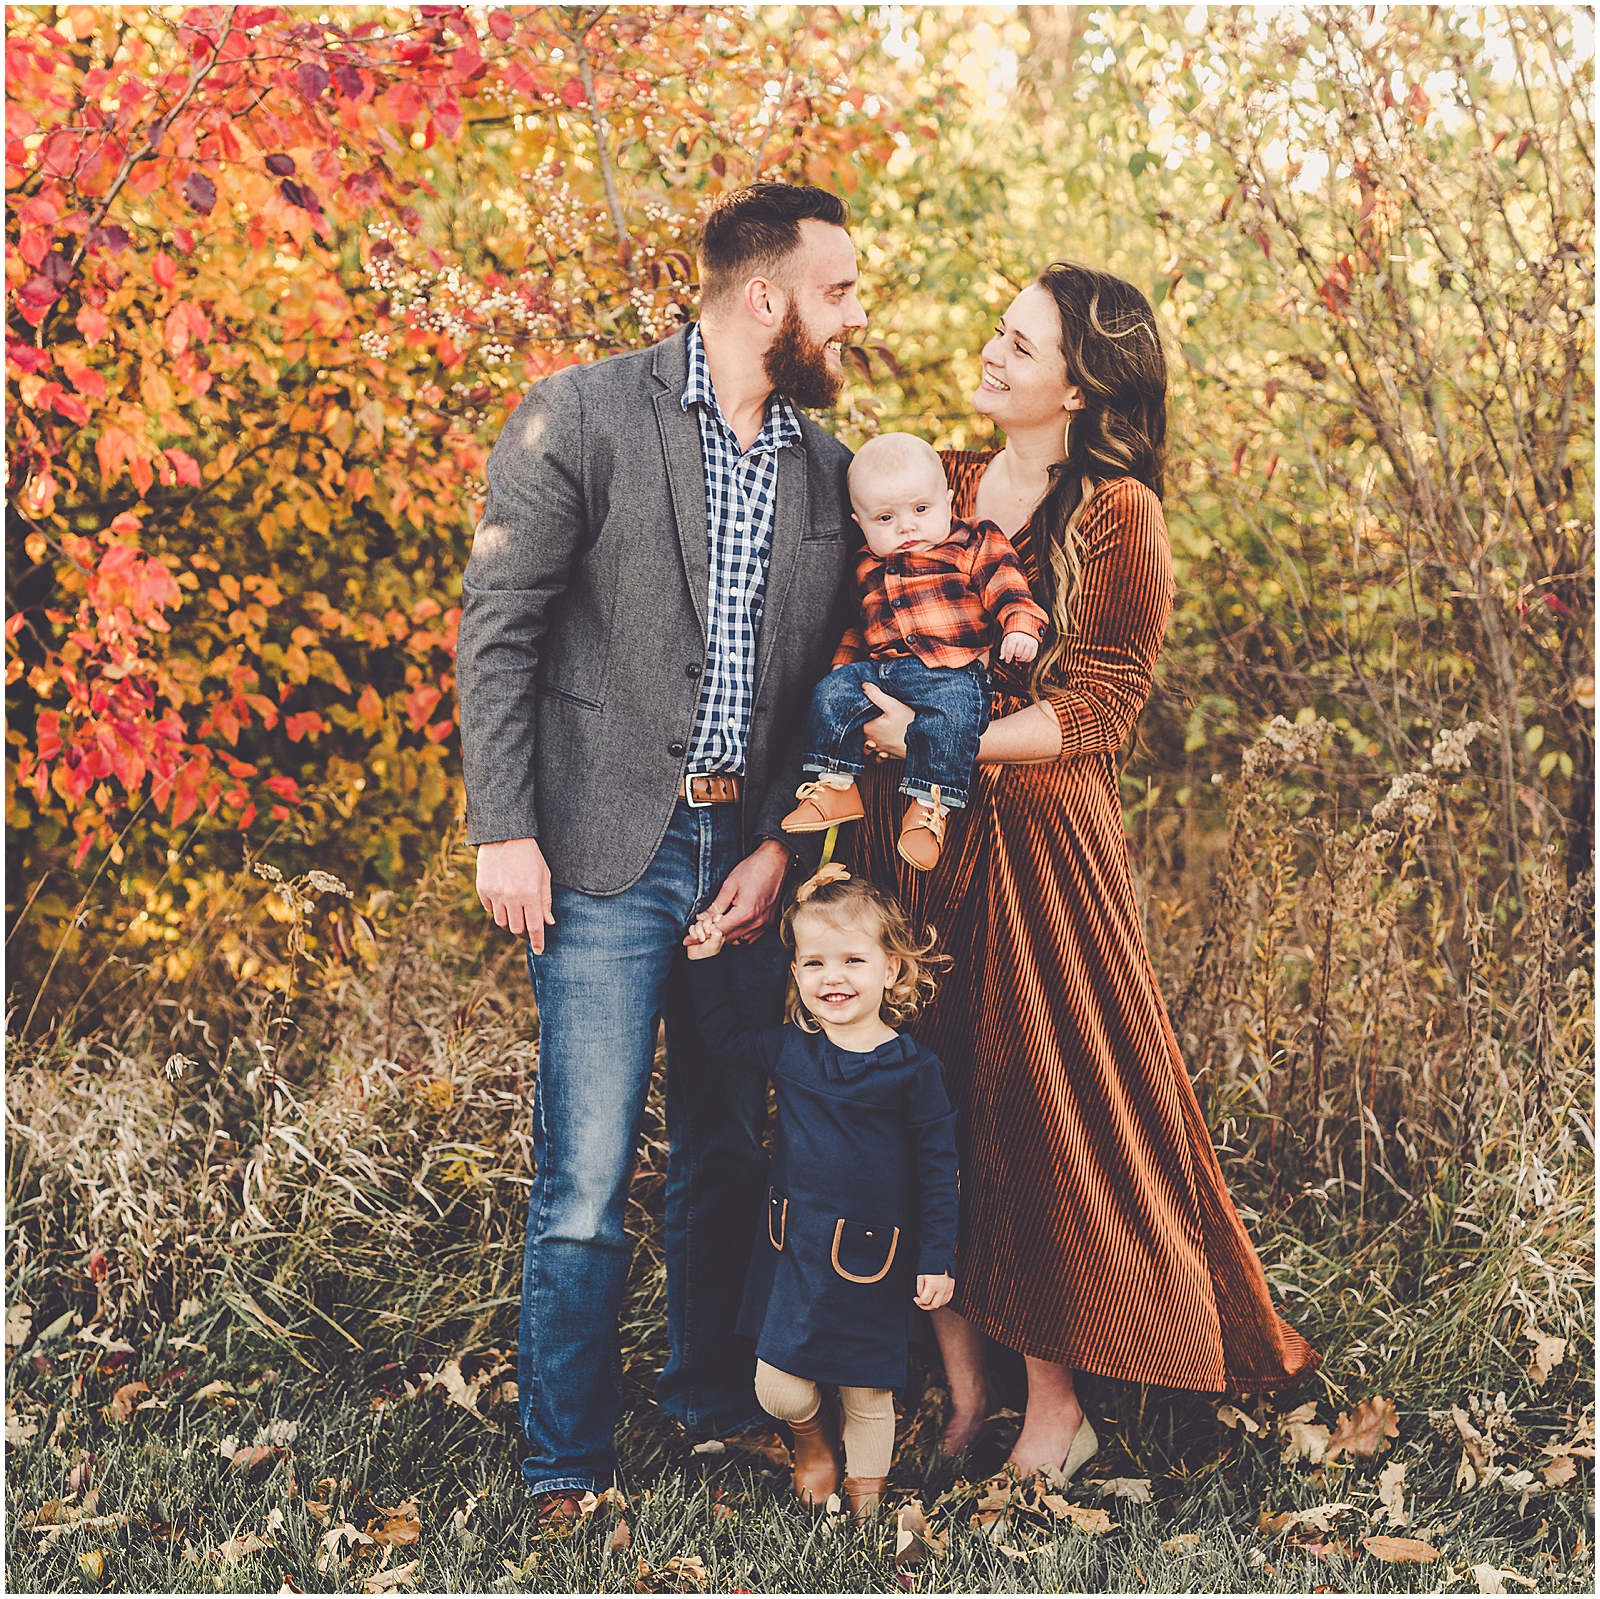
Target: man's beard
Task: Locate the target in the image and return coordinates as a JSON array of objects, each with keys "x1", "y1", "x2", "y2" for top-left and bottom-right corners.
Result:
[{"x1": 763, "y1": 302, "x2": 843, "y2": 409}]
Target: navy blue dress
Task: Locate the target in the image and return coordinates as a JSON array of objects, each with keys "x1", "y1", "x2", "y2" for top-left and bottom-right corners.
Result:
[{"x1": 690, "y1": 958, "x2": 960, "y2": 1390}]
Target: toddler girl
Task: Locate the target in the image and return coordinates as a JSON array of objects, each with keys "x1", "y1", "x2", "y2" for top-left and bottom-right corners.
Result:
[{"x1": 684, "y1": 865, "x2": 958, "y2": 1515}]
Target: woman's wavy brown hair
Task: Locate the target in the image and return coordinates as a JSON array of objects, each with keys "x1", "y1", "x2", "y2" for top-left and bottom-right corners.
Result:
[
  {"x1": 1029, "y1": 262, "x2": 1168, "y2": 697},
  {"x1": 779, "y1": 875, "x2": 950, "y2": 1032}
]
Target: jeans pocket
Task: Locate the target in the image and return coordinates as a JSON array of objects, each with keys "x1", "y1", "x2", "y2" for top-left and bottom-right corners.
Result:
[{"x1": 830, "y1": 1218, "x2": 900, "y2": 1283}]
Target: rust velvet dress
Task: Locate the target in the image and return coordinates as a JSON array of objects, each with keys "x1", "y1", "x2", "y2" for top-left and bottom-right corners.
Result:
[{"x1": 845, "y1": 452, "x2": 1318, "y2": 1393}]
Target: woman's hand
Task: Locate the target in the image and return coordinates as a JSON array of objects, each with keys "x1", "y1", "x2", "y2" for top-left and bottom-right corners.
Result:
[
  {"x1": 861, "y1": 682, "x2": 913, "y2": 760},
  {"x1": 915, "y1": 1272, "x2": 956, "y2": 1311}
]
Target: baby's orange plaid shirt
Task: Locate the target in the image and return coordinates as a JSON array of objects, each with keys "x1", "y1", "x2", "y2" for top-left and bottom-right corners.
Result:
[{"x1": 831, "y1": 518, "x2": 1050, "y2": 670}]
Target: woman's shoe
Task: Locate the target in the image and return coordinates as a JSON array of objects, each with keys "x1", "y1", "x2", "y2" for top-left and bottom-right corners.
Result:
[
  {"x1": 842, "y1": 1474, "x2": 887, "y2": 1517},
  {"x1": 788, "y1": 1405, "x2": 845, "y2": 1506},
  {"x1": 1058, "y1": 1417, "x2": 1099, "y2": 1484},
  {"x1": 782, "y1": 773, "x2": 865, "y2": 833}
]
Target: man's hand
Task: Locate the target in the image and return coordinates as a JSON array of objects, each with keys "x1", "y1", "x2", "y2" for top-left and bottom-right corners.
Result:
[
  {"x1": 999, "y1": 630, "x2": 1040, "y2": 663},
  {"x1": 915, "y1": 1273, "x2": 956, "y2": 1311},
  {"x1": 861, "y1": 681, "x2": 914, "y2": 761},
  {"x1": 476, "y1": 837, "x2": 556, "y2": 954},
  {"x1": 701, "y1": 839, "x2": 790, "y2": 945}
]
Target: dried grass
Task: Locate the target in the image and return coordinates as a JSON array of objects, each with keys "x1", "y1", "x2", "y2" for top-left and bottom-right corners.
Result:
[{"x1": 5, "y1": 723, "x2": 1593, "y2": 1430}]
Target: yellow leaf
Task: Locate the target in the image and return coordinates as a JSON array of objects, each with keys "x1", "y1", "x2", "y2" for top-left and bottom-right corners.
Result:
[{"x1": 78, "y1": 1549, "x2": 108, "y2": 1580}]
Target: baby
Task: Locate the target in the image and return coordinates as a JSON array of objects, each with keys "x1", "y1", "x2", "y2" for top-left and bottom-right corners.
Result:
[{"x1": 782, "y1": 434, "x2": 1048, "y2": 870}]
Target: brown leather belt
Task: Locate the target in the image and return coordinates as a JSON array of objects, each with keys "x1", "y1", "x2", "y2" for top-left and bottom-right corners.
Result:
[{"x1": 682, "y1": 773, "x2": 742, "y2": 808}]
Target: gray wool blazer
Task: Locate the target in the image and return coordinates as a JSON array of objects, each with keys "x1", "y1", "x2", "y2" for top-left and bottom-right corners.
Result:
[{"x1": 456, "y1": 327, "x2": 857, "y2": 895}]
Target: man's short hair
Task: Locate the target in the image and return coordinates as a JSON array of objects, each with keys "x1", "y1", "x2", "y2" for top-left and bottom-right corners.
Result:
[{"x1": 697, "y1": 183, "x2": 850, "y2": 313}]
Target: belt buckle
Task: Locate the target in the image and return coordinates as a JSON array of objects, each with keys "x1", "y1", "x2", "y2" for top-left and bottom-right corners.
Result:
[{"x1": 684, "y1": 773, "x2": 713, "y2": 809}]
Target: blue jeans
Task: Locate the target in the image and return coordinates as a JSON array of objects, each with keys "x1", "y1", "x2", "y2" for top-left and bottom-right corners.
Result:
[
  {"x1": 802, "y1": 656, "x2": 990, "y2": 809},
  {"x1": 518, "y1": 801, "x2": 788, "y2": 1494}
]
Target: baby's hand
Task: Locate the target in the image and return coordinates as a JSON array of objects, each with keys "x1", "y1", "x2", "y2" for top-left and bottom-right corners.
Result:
[
  {"x1": 684, "y1": 914, "x2": 726, "y2": 960},
  {"x1": 915, "y1": 1272, "x2": 955, "y2": 1311},
  {"x1": 999, "y1": 631, "x2": 1040, "y2": 664}
]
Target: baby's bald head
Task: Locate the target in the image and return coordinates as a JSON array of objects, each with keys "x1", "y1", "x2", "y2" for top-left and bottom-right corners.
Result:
[
  {"x1": 847, "y1": 433, "x2": 945, "y2": 497},
  {"x1": 847, "y1": 433, "x2": 953, "y2": 559}
]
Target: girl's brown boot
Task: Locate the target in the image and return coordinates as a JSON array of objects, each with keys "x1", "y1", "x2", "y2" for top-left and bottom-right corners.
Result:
[
  {"x1": 843, "y1": 1475, "x2": 888, "y2": 1517},
  {"x1": 788, "y1": 1405, "x2": 845, "y2": 1506}
]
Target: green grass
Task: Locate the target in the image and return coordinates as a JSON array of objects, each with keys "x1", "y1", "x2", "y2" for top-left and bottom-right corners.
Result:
[{"x1": 6, "y1": 1320, "x2": 1593, "y2": 1595}]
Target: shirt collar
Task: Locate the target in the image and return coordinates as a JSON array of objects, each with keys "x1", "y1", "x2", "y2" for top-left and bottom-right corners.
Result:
[
  {"x1": 682, "y1": 323, "x2": 804, "y2": 453},
  {"x1": 822, "y1": 1029, "x2": 918, "y2": 1083}
]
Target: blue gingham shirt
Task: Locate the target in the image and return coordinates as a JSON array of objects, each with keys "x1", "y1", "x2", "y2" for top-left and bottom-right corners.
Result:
[{"x1": 682, "y1": 322, "x2": 804, "y2": 774}]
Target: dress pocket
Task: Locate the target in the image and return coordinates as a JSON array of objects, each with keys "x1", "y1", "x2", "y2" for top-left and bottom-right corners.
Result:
[
  {"x1": 830, "y1": 1218, "x2": 900, "y2": 1283},
  {"x1": 767, "y1": 1189, "x2": 788, "y2": 1251}
]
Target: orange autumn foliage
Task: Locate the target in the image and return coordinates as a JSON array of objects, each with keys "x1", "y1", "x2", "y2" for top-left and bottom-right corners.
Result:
[{"x1": 5, "y1": 3, "x2": 906, "y2": 993}]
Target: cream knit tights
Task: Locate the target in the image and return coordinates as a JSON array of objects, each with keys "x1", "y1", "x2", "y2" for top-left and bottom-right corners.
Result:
[{"x1": 754, "y1": 1359, "x2": 896, "y2": 1479}]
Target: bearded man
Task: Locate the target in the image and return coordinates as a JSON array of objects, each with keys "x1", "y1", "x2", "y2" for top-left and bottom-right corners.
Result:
[{"x1": 457, "y1": 183, "x2": 866, "y2": 1509}]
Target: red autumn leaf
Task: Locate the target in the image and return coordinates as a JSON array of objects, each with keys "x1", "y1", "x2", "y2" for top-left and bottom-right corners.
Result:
[
  {"x1": 183, "y1": 171, "x2": 217, "y2": 213},
  {"x1": 405, "y1": 684, "x2": 442, "y2": 730},
  {"x1": 561, "y1": 77, "x2": 587, "y2": 108},
  {"x1": 296, "y1": 61, "x2": 330, "y2": 100},
  {"x1": 284, "y1": 710, "x2": 326, "y2": 742},
  {"x1": 152, "y1": 252, "x2": 178, "y2": 288},
  {"x1": 76, "y1": 305, "x2": 109, "y2": 345},
  {"x1": 163, "y1": 449, "x2": 202, "y2": 488},
  {"x1": 488, "y1": 9, "x2": 516, "y2": 39},
  {"x1": 434, "y1": 97, "x2": 463, "y2": 141},
  {"x1": 264, "y1": 775, "x2": 300, "y2": 802}
]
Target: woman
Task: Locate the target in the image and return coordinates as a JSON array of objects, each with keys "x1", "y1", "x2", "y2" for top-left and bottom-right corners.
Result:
[{"x1": 848, "y1": 262, "x2": 1318, "y2": 1478}]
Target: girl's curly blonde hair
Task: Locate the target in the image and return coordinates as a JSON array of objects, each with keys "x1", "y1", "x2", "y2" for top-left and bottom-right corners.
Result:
[{"x1": 779, "y1": 868, "x2": 950, "y2": 1032}]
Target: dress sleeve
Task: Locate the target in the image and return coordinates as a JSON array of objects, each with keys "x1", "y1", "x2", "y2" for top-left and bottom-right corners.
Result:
[
  {"x1": 907, "y1": 1052, "x2": 960, "y2": 1278},
  {"x1": 685, "y1": 952, "x2": 785, "y2": 1074},
  {"x1": 1040, "y1": 480, "x2": 1174, "y2": 759}
]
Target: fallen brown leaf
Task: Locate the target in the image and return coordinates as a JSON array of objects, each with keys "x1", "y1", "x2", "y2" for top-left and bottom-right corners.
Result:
[
  {"x1": 365, "y1": 1500, "x2": 421, "y2": 1549},
  {"x1": 1524, "y1": 1325, "x2": 1567, "y2": 1389},
  {"x1": 895, "y1": 1499, "x2": 948, "y2": 1566},
  {"x1": 1541, "y1": 1453, "x2": 1578, "y2": 1488},
  {"x1": 1098, "y1": 1477, "x2": 1152, "y2": 1503},
  {"x1": 277, "y1": 1576, "x2": 305, "y2": 1594},
  {"x1": 231, "y1": 1444, "x2": 287, "y2": 1481},
  {"x1": 611, "y1": 1518, "x2": 632, "y2": 1552},
  {"x1": 1363, "y1": 1535, "x2": 1440, "y2": 1564},
  {"x1": 67, "y1": 1453, "x2": 96, "y2": 1495},
  {"x1": 78, "y1": 1549, "x2": 108, "y2": 1581},
  {"x1": 1215, "y1": 1402, "x2": 1260, "y2": 1433},
  {"x1": 1376, "y1": 1460, "x2": 1408, "y2": 1527},
  {"x1": 209, "y1": 1531, "x2": 272, "y2": 1565},
  {"x1": 1163, "y1": 1533, "x2": 1202, "y2": 1555},
  {"x1": 360, "y1": 1559, "x2": 420, "y2": 1593},
  {"x1": 1262, "y1": 1503, "x2": 1356, "y2": 1537},
  {"x1": 1043, "y1": 1497, "x2": 1116, "y2": 1534},
  {"x1": 1325, "y1": 1396, "x2": 1399, "y2": 1461},
  {"x1": 306, "y1": 1498, "x2": 332, "y2": 1524},
  {"x1": 635, "y1": 1554, "x2": 708, "y2": 1593},
  {"x1": 711, "y1": 1502, "x2": 737, "y2": 1523},
  {"x1": 110, "y1": 1381, "x2": 150, "y2": 1423},
  {"x1": 1281, "y1": 1419, "x2": 1331, "y2": 1465},
  {"x1": 1471, "y1": 1563, "x2": 1537, "y2": 1593},
  {"x1": 998, "y1": 1543, "x2": 1030, "y2": 1560}
]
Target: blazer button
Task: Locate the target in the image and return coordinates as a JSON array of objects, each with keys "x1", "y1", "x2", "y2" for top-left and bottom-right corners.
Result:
[
  {"x1": 686, "y1": 664, "x2": 702, "y2": 678},
  {"x1": 668, "y1": 741, "x2": 686, "y2": 757}
]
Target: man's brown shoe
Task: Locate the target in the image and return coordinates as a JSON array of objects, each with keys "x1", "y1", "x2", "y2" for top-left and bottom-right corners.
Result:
[
  {"x1": 532, "y1": 1491, "x2": 584, "y2": 1528},
  {"x1": 843, "y1": 1474, "x2": 888, "y2": 1517},
  {"x1": 782, "y1": 774, "x2": 865, "y2": 834},
  {"x1": 788, "y1": 1404, "x2": 845, "y2": 1507},
  {"x1": 897, "y1": 788, "x2": 950, "y2": 872}
]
